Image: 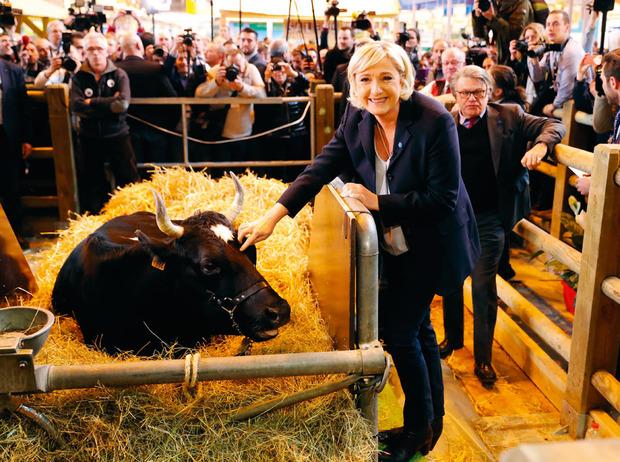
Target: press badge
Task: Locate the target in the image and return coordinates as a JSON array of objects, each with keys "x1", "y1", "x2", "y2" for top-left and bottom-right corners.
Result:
[
  {"x1": 106, "y1": 79, "x2": 115, "y2": 88},
  {"x1": 84, "y1": 88, "x2": 93, "y2": 97}
]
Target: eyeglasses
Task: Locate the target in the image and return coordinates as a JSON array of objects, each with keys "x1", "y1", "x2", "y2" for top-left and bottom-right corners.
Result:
[
  {"x1": 455, "y1": 89, "x2": 487, "y2": 99},
  {"x1": 442, "y1": 60, "x2": 464, "y2": 66}
]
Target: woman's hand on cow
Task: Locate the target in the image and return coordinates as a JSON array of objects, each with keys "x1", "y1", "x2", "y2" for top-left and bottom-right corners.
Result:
[
  {"x1": 341, "y1": 183, "x2": 379, "y2": 210},
  {"x1": 238, "y1": 203, "x2": 289, "y2": 251}
]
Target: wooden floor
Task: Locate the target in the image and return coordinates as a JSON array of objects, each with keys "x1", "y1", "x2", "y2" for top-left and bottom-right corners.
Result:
[{"x1": 379, "y1": 248, "x2": 574, "y2": 461}]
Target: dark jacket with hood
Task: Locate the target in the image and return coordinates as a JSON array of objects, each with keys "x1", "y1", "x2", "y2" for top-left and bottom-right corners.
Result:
[{"x1": 71, "y1": 59, "x2": 131, "y2": 139}]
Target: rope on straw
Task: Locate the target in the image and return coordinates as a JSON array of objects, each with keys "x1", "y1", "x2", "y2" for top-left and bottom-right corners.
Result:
[{"x1": 183, "y1": 352, "x2": 202, "y2": 399}]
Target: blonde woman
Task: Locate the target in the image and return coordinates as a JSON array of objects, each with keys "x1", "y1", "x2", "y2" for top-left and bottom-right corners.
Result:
[
  {"x1": 238, "y1": 41, "x2": 480, "y2": 462},
  {"x1": 509, "y1": 22, "x2": 547, "y2": 103}
]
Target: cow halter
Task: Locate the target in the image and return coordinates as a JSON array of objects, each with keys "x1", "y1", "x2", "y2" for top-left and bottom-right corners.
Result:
[{"x1": 206, "y1": 279, "x2": 270, "y2": 337}]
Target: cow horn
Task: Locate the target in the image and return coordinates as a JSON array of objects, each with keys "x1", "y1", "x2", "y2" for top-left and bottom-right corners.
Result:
[
  {"x1": 223, "y1": 171, "x2": 244, "y2": 223},
  {"x1": 151, "y1": 189, "x2": 184, "y2": 238}
]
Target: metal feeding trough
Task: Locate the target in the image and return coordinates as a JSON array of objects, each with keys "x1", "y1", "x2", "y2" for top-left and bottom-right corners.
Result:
[
  {"x1": 0, "y1": 306, "x2": 54, "y2": 357},
  {"x1": 0, "y1": 306, "x2": 64, "y2": 446}
]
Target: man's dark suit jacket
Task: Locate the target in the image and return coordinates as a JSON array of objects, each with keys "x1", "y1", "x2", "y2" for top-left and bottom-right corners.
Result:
[
  {"x1": 0, "y1": 59, "x2": 31, "y2": 152},
  {"x1": 279, "y1": 93, "x2": 481, "y2": 296},
  {"x1": 116, "y1": 55, "x2": 177, "y2": 128},
  {"x1": 451, "y1": 102, "x2": 565, "y2": 231}
]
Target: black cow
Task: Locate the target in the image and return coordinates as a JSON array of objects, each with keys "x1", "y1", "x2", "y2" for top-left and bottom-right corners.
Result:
[{"x1": 52, "y1": 173, "x2": 290, "y2": 355}]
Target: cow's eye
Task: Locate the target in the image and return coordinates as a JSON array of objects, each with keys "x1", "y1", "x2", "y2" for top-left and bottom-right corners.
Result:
[{"x1": 201, "y1": 261, "x2": 220, "y2": 276}]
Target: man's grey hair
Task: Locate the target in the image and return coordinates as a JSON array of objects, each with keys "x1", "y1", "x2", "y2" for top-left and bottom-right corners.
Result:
[
  {"x1": 269, "y1": 39, "x2": 289, "y2": 59},
  {"x1": 450, "y1": 65, "x2": 494, "y2": 93},
  {"x1": 46, "y1": 20, "x2": 65, "y2": 34}
]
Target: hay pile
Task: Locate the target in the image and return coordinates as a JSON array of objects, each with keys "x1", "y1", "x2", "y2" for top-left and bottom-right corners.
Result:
[{"x1": 1, "y1": 168, "x2": 375, "y2": 462}]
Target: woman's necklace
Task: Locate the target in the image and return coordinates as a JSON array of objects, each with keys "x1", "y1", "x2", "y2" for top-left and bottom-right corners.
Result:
[{"x1": 376, "y1": 125, "x2": 392, "y2": 161}]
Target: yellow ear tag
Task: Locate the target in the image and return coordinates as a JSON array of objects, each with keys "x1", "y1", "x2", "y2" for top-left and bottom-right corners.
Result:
[{"x1": 151, "y1": 256, "x2": 166, "y2": 271}]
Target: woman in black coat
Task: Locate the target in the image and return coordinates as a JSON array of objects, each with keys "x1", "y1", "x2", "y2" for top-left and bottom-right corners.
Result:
[{"x1": 238, "y1": 41, "x2": 480, "y2": 462}]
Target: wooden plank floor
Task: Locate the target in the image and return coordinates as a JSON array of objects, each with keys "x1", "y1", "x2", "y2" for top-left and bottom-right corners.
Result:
[{"x1": 379, "y1": 249, "x2": 574, "y2": 461}]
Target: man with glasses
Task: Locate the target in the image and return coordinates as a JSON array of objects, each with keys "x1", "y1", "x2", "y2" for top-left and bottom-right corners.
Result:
[
  {"x1": 528, "y1": 10, "x2": 584, "y2": 116},
  {"x1": 70, "y1": 31, "x2": 139, "y2": 213},
  {"x1": 421, "y1": 47, "x2": 465, "y2": 98},
  {"x1": 439, "y1": 65, "x2": 564, "y2": 387}
]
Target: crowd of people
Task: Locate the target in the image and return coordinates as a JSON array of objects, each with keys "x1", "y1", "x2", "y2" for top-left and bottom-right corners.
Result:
[{"x1": 1, "y1": 4, "x2": 619, "y2": 461}]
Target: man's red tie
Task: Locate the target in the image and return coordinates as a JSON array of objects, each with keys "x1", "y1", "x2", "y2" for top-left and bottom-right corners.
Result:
[{"x1": 463, "y1": 117, "x2": 478, "y2": 129}]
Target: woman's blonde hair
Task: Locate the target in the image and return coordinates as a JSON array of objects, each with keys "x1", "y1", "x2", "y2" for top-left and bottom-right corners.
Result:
[
  {"x1": 347, "y1": 41, "x2": 415, "y2": 109},
  {"x1": 520, "y1": 22, "x2": 546, "y2": 42}
]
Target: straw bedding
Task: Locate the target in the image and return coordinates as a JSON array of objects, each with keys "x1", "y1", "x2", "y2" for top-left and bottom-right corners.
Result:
[{"x1": 0, "y1": 168, "x2": 375, "y2": 461}]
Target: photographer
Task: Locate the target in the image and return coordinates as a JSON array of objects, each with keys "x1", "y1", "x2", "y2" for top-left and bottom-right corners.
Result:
[
  {"x1": 403, "y1": 27, "x2": 421, "y2": 70},
  {"x1": 194, "y1": 48, "x2": 265, "y2": 161},
  {"x1": 509, "y1": 22, "x2": 546, "y2": 95},
  {"x1": 46, "y1": 20, "x2": 65, "y2": 56},
  {"x1": 472, "y1": 0, "x2": 534, "y2": 65},
  {"x1": 33, "y1": 32, "x2": 81, "y2": 88},
  {"x1": 263, "y1": 43, "x2": 310, "y2": 180},
  {"x1": 323, "y1": 25, "x2": 354, "y2": 84},
  {"x1": 70, "y1": 31, "x2": 139, "y2": 213},
  {"x1": 527, "y1": 10, "x2": 584, "y2": 116},
  {"x1": 163, "y1": 31, "x2": 207, "y2": 96},
  {"x1": 20, "y1": 42, "x2": 46, "y2": 83}
]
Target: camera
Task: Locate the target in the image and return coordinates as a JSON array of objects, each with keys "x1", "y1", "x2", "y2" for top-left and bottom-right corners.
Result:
[
  {"x1": 153, "y1": 46, "x2": 166, "y2": 58},
  {"x1": 478, "y1": 0, "x2": 492, "y2": 12},
  {"x1": 60, "y1": 31, "x2": 78, "y2": 72},
  {"x1": 325, "y1": 0, "x2": 341, "y2": 17},
  {"x1": 271, "y1": 56, "x2": 284, "y2": 71},
  {"x1": 528, "y1": 42, "x2": 562, "y2": 58},
  {"x1": 182, "y1": 28, "x2": 194, "y2": 47},
  {"x1": 397, "y1": 25, "x2": 411, "y2": 48},
  {"x1": 515, "y1": 40, "x2": 529, "y2": 54},
  {"x1": 225, "y1": 64, "x2": 240, "y2": 82},
  {"x1": 352, "y1": 11, "x2": 372, "y2": 31}
]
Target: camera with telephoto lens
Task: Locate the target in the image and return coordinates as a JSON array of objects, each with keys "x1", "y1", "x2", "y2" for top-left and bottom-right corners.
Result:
[
  {"x1": 515, "y1": 40, "x2": 529, "y2": 54},
  {"x1": 60, "y1": 32, "x2": 77, "y2": 72},
  {"x1": 352, "y1": 11, "x2": 372, "y2": 31},
  {"x1": 325, "y1": 0, "x2": 341, "y2": 17},
  {"x1": 182, "y1": 28, "x2": 194, "y2": 47},
  {"x1": 68, "y1": 1, "x2": 107, "y2": 32},
  {"x1": 225, "y1": 63, "x2": 240, "y2": 82},
  {"x1": 478, "y1": 0, "x2": 492, "y2": 12},
  {"x1": 153, "y1": 46, "x2": 166, "y2": 58},
  {"x1": 529, "y1": 42, "x2": 563, "y2": 58}
]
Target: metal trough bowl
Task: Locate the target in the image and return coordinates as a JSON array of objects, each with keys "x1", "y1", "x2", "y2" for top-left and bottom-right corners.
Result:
[{"x1": 0, "y1": 306, "x2": 54, "y2": 357}]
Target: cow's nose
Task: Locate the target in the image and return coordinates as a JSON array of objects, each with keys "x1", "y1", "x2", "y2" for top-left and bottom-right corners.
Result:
[{"x1": 265, "y1": 307, "x2": 280, "y2": 322}]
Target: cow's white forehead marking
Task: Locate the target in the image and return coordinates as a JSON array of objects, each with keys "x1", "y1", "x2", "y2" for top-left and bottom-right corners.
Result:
[
  {"x1": 211, "y1": 224, "x2": 234, "y2": 242},
  {"x1": 128, "y1": 236, "x2": 139, "y2": 241}
]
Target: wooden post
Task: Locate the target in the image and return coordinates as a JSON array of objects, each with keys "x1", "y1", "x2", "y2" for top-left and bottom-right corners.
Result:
[
  {"x1": 46, "y1": 84, "x2": 79, "y2": 219},
  {"x1": 314, "y1": 84, "x2": 335, "y2": 156},
  {"x1": 550, "y1": 163, "x2": 568, "y2": 239},
  {"x1": 560, "y1": 99, "x2": 593, "y2": 150},
  {"x1": 562, "y1": 144, "x2": 620, "y2": 438}
]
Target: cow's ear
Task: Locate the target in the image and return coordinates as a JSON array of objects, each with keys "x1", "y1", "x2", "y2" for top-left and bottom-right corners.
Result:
[
  {"x1": 231, "y1": 230, "x2": 257, "y2": 265},
  {"x1": 135, "y1": 229, "x2": 174, "y2": 260}
]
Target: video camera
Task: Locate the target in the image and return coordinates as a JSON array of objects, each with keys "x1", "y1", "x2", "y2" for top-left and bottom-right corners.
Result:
[
  {"x1": 462, "y1": 32, "x2": 489, "y2": 67},
  {"x1": 352, "y1": 11, "x2": 373, "y2": 31},
  {"x1": 60, "y1": 31, "x2": 78, "y2": 72},
  {"x1": 0, "y1": 2, "x2": 17, "y2": 28},
  {"x1": 68, "y1": 1, "x2": 106, "y2": 32},
  {"x1": 325, "y1": 0, "x2": 341, "y2": 18}
]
